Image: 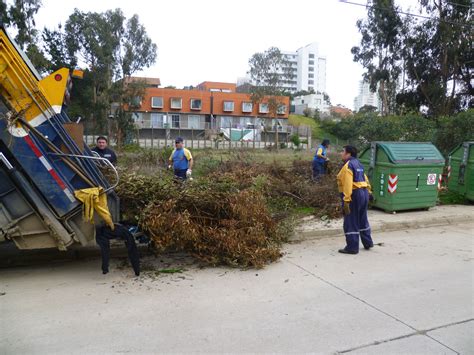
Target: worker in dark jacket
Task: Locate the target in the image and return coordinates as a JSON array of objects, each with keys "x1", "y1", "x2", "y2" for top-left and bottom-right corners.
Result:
[
  {"x1": 92, "y1": 136, "x2": 117, "y2": 165},
  {"x1": 336, "y1": 145, "x2": 374, "y2": 254},
  {"x1": 313, "y1": 139, "x2": 330, "y2": 180}
]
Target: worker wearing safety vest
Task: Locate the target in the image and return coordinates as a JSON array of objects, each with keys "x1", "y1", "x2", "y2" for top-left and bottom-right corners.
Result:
[
  {"x1": 168, "y1": 137, "x2": 193, "y2": 180},
  {"x1": 313, "y1": 139, "x2": 330, "y2": 180},
  {"x1": 336, "y1": 145, "x2": 374, "y2": 254}
]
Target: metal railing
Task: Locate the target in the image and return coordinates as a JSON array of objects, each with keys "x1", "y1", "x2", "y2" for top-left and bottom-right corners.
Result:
[{"x1": 48, "y1": 153, "x2": 119, "y2": 192}]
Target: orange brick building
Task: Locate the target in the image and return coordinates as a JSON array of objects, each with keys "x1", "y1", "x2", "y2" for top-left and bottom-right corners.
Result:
[{"x1": 128, "y1": 80, "x2": 290, "y2": 139}]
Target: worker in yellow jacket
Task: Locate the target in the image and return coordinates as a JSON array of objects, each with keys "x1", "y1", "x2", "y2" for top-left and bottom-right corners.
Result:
[{"x1": 336, "y1": 145, "x2": 374, "y2": 254}]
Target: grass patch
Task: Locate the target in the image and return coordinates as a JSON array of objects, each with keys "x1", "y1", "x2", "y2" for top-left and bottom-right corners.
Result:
[
  {"x1": 117, "y1": 148, "x2": 314, "y2": 176},
  {"x1": 289, "y1": 114, "x2": 342, "y2": 147},
  {"x1": 293, "y1": 206, "x2": 316, "y2": 215},
  {"x1": 289, "y1": 114, "x2": 321, "y2": 138}
]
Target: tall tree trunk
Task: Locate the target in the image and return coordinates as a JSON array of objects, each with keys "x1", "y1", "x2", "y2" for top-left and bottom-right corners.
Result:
[
  {"x1": 379, "y1": 80, "x2": 388, "y2": 116},
  {"x1": 438, "y1": 0, "x2": 449, "y2": 116}
]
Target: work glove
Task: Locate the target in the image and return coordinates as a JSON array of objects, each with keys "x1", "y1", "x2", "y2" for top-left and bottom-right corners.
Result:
[
  {"x1": 186, "y1": 169, "x2": 192, "y2": 177},
  {"x1": 369, "y1": 194, "x2": 374, "y2": 202},
  {"x1": 168, "y1": 164, "x2": 172, "y2": 170},
  {"x1": 343, "y1": 202, "x2": 351, "y2": 216}
]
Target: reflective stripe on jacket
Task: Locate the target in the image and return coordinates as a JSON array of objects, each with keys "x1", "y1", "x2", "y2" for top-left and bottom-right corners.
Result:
[{"x1": 337, "y1": 157, "x2": 372, "y2": 202}]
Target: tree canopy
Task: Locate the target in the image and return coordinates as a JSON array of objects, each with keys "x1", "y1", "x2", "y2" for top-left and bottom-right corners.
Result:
[
  {"x1": 2, "y1": 3, "x2": 158, "y2": 145},
  {"x1": 352, "y1": 0, "x2": 473, "y2": 117}
]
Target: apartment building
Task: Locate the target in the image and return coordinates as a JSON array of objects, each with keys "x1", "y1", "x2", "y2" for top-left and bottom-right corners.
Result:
[
  {"x1": 280, "y1": 42, "x2": 327, "y2": 94},
  {"x1": 353, "y1": 79, "x2": 381, "y2": 112},
  {"x1": 129, "y1": 80, "x2": 290, "y2": 139}
]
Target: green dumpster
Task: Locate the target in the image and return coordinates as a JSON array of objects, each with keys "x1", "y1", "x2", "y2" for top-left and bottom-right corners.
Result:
[
  {"x1": 359, "y1": 142, "x2": 445, "y2": 212},
  {"x1": 447, "y1": 142, "x2": 474, "y2": 202}
]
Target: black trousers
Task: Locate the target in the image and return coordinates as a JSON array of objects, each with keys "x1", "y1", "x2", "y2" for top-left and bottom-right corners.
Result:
[{"x1": 96, "y1": 224, "x2": 140, "y2": 276}]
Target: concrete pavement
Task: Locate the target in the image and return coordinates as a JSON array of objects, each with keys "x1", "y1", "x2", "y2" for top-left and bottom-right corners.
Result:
[
  {"x1": 0, "y1": 223, "x2": 473, "y2": 354},
  {"x1": 293, "y1": 205, "x2": 474, "y2": 241}
]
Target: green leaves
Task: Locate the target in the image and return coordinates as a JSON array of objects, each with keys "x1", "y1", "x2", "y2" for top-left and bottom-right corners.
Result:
[
  {"x1": 7, "y1": 0, "x2": 42, "y2": 49},
  {"x1": 2, "y1": 0, "x2": 48, "y2": 72},
  {"x1": 354, "y1": 0, "x2": 473, "y2": 117},
  {"x1": 248, "y1": 47, "x2": 293, "y2": 115},
  {"x1": 321, "y1": 109, "x2": 474, "y2": 154},
  {"x1": 39, "y1": 9, "x2": 158, "y2": 145},
  {"x1": 120, "y1": 15, "x2": 157, "y2": 77},
  {"x1": 352, "y1": 0, "x2": 405, "y2": 116}
]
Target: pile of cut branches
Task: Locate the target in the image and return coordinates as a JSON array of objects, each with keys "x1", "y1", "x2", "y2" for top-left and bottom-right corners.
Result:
[
  {"x1": 207, "y1": 159, "x2": 341, "y2": 218},
  {"x1": 115, "y1": 157, "x2": 340, "y2": 268}
]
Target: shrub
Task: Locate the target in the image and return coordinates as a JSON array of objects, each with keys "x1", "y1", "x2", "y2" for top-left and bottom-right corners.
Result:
[
  {"x1": 435, "y1": 110, "x2": 474, "y2": 155},
  {"x1": 303, "y1": 107, "x2": 313, "y2": 117},
  {"x1": 319, "y1": 110, "x2": 473, "y2": 152},
  {"x1": 290, "y1": 134, "x2": 301, "y2": 147}
]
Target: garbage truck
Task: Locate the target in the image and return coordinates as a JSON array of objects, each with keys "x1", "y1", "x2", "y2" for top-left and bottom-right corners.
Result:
[{"x1": 0, "y1": 24, "x2": 120, "y2": 251}]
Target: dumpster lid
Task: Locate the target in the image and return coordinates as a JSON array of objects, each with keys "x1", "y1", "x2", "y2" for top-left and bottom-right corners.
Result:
[{"x1": 375, "y1": 142, "x2": 445, "y2": 164}]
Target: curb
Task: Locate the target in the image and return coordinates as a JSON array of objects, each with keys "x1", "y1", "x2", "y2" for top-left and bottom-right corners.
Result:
[{"x1": 291, "y1": 213, "x2": 473, "y2": 242}]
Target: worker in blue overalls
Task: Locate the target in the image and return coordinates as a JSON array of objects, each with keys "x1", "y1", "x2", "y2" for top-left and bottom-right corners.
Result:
[
  {"x1": 312, "y1": 139, "x2": 330, "y2": 180},
  {"x1": 168, "y1": 137, "x2": 193, "y2": 180},
  {"x1": 337, "y1": 145, "x2": 374, "y2": 254}
]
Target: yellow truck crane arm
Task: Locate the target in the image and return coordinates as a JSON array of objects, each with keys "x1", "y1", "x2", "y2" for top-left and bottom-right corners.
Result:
[
  {"x1": 0, "y1": 25, "x2": 119, "y2": 251},
  {"x1": 0, "y1": 27, "x2": 69, "y2": 135}
]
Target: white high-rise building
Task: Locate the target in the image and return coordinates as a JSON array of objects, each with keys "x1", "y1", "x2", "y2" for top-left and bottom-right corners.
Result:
[
  {"x1": 354, "y1": 80, "x2": 381, "y2": 112},
  {"x1": 280, "y1": 42, "x2": 326, "y2": 94}
]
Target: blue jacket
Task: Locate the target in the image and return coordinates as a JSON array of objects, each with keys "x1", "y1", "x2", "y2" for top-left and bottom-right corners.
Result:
[
  {"x1": 170, "y1": 148, "x2": 192, "y2": 170},
  {"x1": 337, "y1": 157, "x2": 372, "y2": 202},
  {"x1": 313, "y1": 144, "x2": 327, "y2": 163}
]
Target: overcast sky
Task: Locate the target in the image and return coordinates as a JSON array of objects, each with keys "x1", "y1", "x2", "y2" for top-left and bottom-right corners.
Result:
[{"x1": 34, "y1": 0, "x2": 414, "y2": 109}]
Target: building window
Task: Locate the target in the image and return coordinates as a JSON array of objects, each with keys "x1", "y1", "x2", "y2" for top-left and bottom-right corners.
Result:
[
  {"x1": 190, "y1": 99, "x2": 202, "y2": 110},
  {"x1": 309, "y1": 54, "x2": 315, "y2": 59},
  {"x1": 308, "y1": 86, "x2": 313, "y2": 90},
  {"x1": 275, "y1": 119, "x2": 285, "y2": 131},
  {"x1": 242, "y1": 102, "x2": 253, "y2": 113},
  {"x1": 277, "y1": 105, "x2": 286, "y2": 115},
  {"x1": 171, "y1": 114, "x2": 180, "y2": 128},
  {"x1": 308, "y1": 80, "x2": 314, "y2": 85},
  {"x1": 309, "y1": 60, "x2": 314, "y2": 65},
  {"x1": 221, "y1": 116, "x2": 233, "y2": 128},
  {"x1": 130, "y1": 96, "x2": 142, "y2": 108},
  {"x1": 223, "y1": 101, "x2": 234, "y2": 112},
  {"x1": 240, "y1": 117, "x2": 254, "y2": 128},
  {"x1": 308, "y1": 73, "x2": 314, "y2": 78},
  {"x1": 150, "y1": 113, "x2": 164, "y2": 128},
  {"x1": 188, "y1": 115, "x2": 201, "y2": 129},
  {"x1": 170, "y1": 98, "x2": 182, "y2": 109},
  {"x1": 309, "y1": 67, "x2": 314, "y2": 72},
  {"x1": 259, "y1": 103, "x2": 269, "y2": 113},
  {"x1": 151, "y1": 97, "x2": 163, "y2": 108}
]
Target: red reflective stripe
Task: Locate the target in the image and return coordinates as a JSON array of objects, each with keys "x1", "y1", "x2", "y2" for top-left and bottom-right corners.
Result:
[
  {"x1": 24, "y1": 135, "x2": 43, "y2": 158},
  {"x1": 24, "y1": 135, "x2": 68, "y2": 191},
  {"x1": 49, "y1": 169, "x2": 66, "y2": 190}
]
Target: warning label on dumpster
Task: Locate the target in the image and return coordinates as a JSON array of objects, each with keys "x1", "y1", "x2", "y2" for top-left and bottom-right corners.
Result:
[{"x1": 427, "y1": 173, "x2": 437, "y2": 185}]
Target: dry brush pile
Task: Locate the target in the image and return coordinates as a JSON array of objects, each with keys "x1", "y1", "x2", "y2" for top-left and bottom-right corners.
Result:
[{"x1": 115, "y1": 158, "x2": 341, "y2": 268}]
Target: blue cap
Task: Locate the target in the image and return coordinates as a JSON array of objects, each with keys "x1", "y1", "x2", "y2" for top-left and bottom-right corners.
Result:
[{"x1": 175, "y1": 137, "x2": 183, "y2": 143}]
